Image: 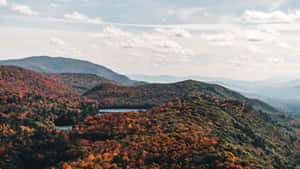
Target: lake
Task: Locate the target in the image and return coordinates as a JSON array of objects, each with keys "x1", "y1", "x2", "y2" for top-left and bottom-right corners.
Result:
[
  {"x1": 56, "y1": 126, "x2": 72, "y2": 131},
  {"x1": 98, "y1": 108, "x2": 146, "y2": 113}
]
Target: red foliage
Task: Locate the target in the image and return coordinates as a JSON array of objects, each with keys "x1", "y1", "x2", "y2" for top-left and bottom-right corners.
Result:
[{"x1": 0, "y1": 66, "x2": 99, "y2": 123}]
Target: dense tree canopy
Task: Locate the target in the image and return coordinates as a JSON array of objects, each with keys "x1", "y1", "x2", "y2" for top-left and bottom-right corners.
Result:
[
  {"x1": 83, "y1": 81, "x2": 277, "y2": 114},
  {"x1": 0, "y1": 66, "x2": 299, "y2": 169},
  {"x1": 0, "y1": 66, "x2": 99, "y2": 124},
  {"x1": 59, "y1": 95, "x2": 299, "y2": 169}
]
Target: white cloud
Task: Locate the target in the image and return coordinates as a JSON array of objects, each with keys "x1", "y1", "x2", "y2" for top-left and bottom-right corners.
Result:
[
  {"x1": 201, "y1": 27, "x2": 280, "y2": 46},
  {"x1": 246, "y1": 45, "x2": 265, "y2": 54},
  {"x1": 201, "y1": 32, "x2": 236, "y2": 46},
  {"x1": 50, "y1": 37, "x2": 66, "y2": 46},
  {"x1": 48, "y1": 35, "x2": 84, "y2": 58},
  {"x1": 243, "y1": 28, "x2": 279, "y2": 42},
  {"x1": 64, "y1": 12, "x2": 102, "y2": 24},
  {"x1": 268, "y1": 56, "x2": 285, "y2": 64},
  {"x1": 103, "y1": 26, "x2": 132, "y2": 37},
  {"x1": 155, "y1": 40, "x2": 181, "y2": 49},
  {"x1": 10, "y1": 4, "x2": 39, "y2": 16},
  {"x1": 152, "y1": 39, "x2": 194, "y2": 58},
  {"x1": 0, "y1": 0, "x2": 7, "y2": 7},
  {"x1": 241, "y1": 10, "x2": 300, "y2": 23},
  {"x1": 92, "y1": 26, "x2": 194, "y2": 60},
  {"x1": 155, "y1": 28, "x2": 191, "y2": 38}
]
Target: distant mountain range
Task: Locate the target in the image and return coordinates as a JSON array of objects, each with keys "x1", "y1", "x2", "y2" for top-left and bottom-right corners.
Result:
[
  {"x1": 0, "y1": 56, "x2": 145, "y2": 86},
  {"x1": 130, "y1": 74, "x2": 300, "y2": 87}
]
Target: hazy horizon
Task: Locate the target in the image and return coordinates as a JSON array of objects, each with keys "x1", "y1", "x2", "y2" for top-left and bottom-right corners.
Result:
[{"x1": 1, "y1": 55, "x2": 300, "y2": 83}]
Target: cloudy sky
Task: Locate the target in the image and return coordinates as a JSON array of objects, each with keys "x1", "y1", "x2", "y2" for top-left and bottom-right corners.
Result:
[{"x1": 1, "y1": 0, "x2": 300, "y2": 81}]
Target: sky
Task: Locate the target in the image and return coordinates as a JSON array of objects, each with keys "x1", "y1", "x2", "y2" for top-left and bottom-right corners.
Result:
[{"x1": 1, "y1": 0, "x2": 300, "y2": 81}]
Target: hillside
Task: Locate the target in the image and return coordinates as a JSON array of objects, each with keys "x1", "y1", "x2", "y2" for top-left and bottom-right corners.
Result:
[
  {"x1": 0, "y1": 65, "x2": 73, "y2": 96},
  {"x1": 130, "y1": 74, "x2": 300, "y2": 117},
  {"x1": 0, "y1": 67, "x2": 298, "y2": 169},
  {"x1": 0, "y1": 66, "x2": 98, "y2": 125},
  {"x1": 47, "y1": 73, "x2": 118, "y2": 94},
  {"x1": 1, "y1": 94, "x2": 298, "y2": 169},
  {"x1": 58, "y1": 94, "x2": 299, "y2": 168},
  {"x1": 84, "y1": 80, "x2": 277, "y2": 113},
  {"x1": 0, "y1": 56, "x2": 144, "y2": 86}
]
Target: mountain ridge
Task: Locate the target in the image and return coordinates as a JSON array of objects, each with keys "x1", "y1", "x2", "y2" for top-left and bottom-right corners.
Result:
[
  {"x1": 84, "y1": 80, "x2": 278, "y2": 114},
  {"x1": 0, "y1": 56, "x2": 145, "y2": 86}
]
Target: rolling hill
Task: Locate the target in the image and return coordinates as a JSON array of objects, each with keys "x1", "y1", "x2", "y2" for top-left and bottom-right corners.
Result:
[
  {"x1": 0, "y1": 56, "x2": 144, "y2": 86},
  {"x1": 83, "y1": 80, "x2": 277, "y2": 113},
  {"x1": 1, "y1": 93, "x2": 298, "y2": 169},
  {"x1": 0, "y1": 65, "x2": 73, "y2": 96},
  {"x1": 47, "y1": 73, "x2": 118, "y2": 94},
  {"x1": 130, "y1": 74, "x2": 300, "y2": 117},
  {"x1": 0, "y1": 65, "x2": 98, "y2": 125},
  {"x1": 61, "y1": 94, "x2": 299, "y2": 168}
]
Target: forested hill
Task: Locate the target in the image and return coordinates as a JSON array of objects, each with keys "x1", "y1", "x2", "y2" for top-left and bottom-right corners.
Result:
[
  {"x1": 0, "y1": 56, "x2": 145, "y2": 86},
  {"x1": 0, "y1": 65, "x2": 99, "y2": 125},
  {"x1": 47, "y1": 73, "x2": 118, "y2": 94},
  {"x1": 0, "y1": 66, "x2": 299, "y2": 169},
  {"x1": 84, "y1": 80, "x2": 278, "y2": 113},
  {"x1": 60, "y1": 94, "x2": 300, "y2": 168},
  {"x1": 0, "y1": 65, "x2": 73, "y2": 96}
]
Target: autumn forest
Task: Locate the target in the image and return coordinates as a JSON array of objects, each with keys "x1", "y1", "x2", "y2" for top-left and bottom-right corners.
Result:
[{"x1": 0, "y1": 61, "x2": 299, "y2": 169}]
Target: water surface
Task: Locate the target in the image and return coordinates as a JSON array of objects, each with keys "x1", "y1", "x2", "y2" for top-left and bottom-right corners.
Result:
[
  {"x1": 98, "y1": 108, "x2": 146, "y2": 113},
  {"x1": 56, "y1": 126, "x2": 72, "y2": 131}
]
